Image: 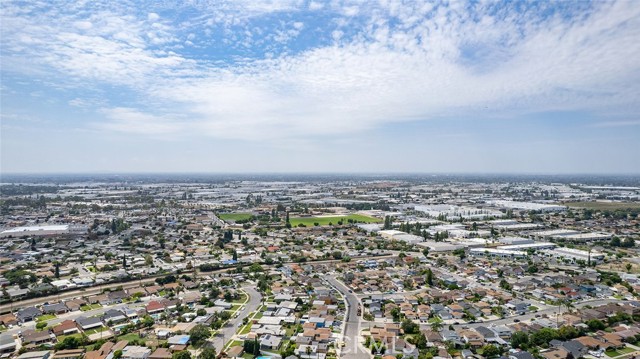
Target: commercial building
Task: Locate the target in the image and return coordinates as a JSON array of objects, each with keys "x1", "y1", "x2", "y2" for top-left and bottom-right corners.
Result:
[
  {"x1": 498, "y1": 237, "x2": 534, "y2": 245},
  {"x1": 541, "y1": 248, "x2": 605, "y2": 264},
  {"x1": 0, "y1": 225, "x2": 70, "y2": 238},
  {"x1": 490, "y1": 220, "x2": 543, "y2": 230},
  {"x1": 532, "y1": 229, "x2": 612, "y2": 242},
  {"x1": 498, "y1": 242, "x2": 556, "y2": 251},
  {"x1": 489, "y1": 200, "x2": 566, "y2": 212},
  {"x1": 469, "y1": 248, "x2": 528, "y2": 259}
]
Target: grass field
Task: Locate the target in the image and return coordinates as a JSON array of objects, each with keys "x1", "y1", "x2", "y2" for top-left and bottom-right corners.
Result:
[
  {"x1": 239, "y1": 322, "x2": 252, "y2": 335},
  {"x1": 605, "y1": 346, "x2": 635, "y2": 357},
  {"x1": 219, "y1": 213, "x2": 253, "y2": 222},
  {"x1": 233, "y1": 292, "x2": 248, "y2": 304},
  {"x1": 80, "y1": 304, "x2": 102, "y2": 311},
  {"x1": 117, "y1": 333, "x2": 143, "y2": 343},
  {"x1": 564, "y1": 202, "x2": 640, "y2": 210},
  {"x1": 84, "y1": 327, "x2": 109, "y2": 335},
  {"x1": 289, "y1": 214, "x2": 381, "y2": 227},
  {"x1": 36, "y1": 314, "x2": 56, "y2": 322},
  {"x1": 57, "y1": 333, "x2": 84, "y2": 342}
]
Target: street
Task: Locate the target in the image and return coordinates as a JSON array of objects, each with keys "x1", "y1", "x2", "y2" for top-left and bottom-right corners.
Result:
[
  {"x1": 323, "y1": 275, "x2": 371, "y2": 359},
  {"x1": 209, "y1": 286, "x2": 262, "y2": 353}
]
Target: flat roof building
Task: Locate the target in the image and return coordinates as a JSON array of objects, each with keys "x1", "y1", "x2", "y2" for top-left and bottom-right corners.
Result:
[
  {"x1": 469, "y1": 248, "x2": 528, "y2": 259},
  {"x1": 0, "y1": 225, "x2": 69, "y2": 238}
]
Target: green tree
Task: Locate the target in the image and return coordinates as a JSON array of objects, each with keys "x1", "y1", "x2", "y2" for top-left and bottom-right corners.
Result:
[
  {"x1": 557, "y1": 326, "x2": 579, "y2": 341},
  {"x1": 510, "y1": 331, "x2": 529, "y2": 349},
  {"x1": 426, "y1": 268, "x2": 434, "y2": 286},
  {"x1": 586, "y1": 319, "x2": 606, "y2": 331},
  {"x1": 173, "y1": 351, "x2": 192, "y2": 359},
  {"x1": 430, "y1": 317, "x2": 444, "y2": 332},
  {"x1": 529, "y1": 328, "x2": 558, "y2": 347},
  {"x1": 480, "y1": 344, "x2": 502, "y2": 358},
  {"x1": 189, "y1": 324, "x2": 211, "y2": 347},
  {"x1": 621, "y1": 238, "x2": 635, "y2": 248},
  {"x1": 610, "y1": 237, "x2": 621, "y2": 247},
  {"x1": 198, "y1": 347, "x2": 216, "y2": 359},
  {"x1": 401, "y1": 319, "x2": 419, "y2": 334}
]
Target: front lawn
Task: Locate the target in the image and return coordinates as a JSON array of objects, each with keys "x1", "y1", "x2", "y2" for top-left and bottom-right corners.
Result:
[
  {"x1": 84, "y1": 327, "x2": 109, "y2": 335},
  {"x1": 57, "y1": 333, "x2": 84, "y2": 342},
  {"x1": 80, "y1": 304, "x2": 102, "y2": 311},
  {"x1": 36, "y1": 314, "x2": 56, "y2": 322},
  {"x1": 117, "y1": 333, "x2": 143, "y2": 343},
  {"x1": 605, "y1": 347, "x2": 636, "y2": 357},
  {"x1": 233, "y1": 292, "x2": 248, "y2": 304}
]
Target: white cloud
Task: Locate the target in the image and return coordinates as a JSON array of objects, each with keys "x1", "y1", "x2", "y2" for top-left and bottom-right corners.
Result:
[
  {"x1": 2, "y1": 0, "x2": 640, "y2": 144},
  {"x1": 96, "y1": 107, "x2": 183, "y2": 135}
]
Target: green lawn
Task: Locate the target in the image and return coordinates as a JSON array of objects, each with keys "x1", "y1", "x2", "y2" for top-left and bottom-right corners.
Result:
[
  {"x1": 219, "y1": 213, "x2": 253, "y2": 222},
  {"x1": 80, "y1": 304, "x2": 102, "y2": 311},
  {"x1": 239, "y1": 323, "x2": 252, "y2": 335},
  {"x1": 57, "y1": 333, "x2": 84, "y2": 342},
  {"x1": 289, "y1": 214, "x2": 381, "y2": 227},
  {"x1": 117, "y1": 333, "x2": 143, "y2": 343},
  {"x1": 242, "y1": 354, "x2": 254, "y2": 359},
  {"x1": 253, "y1": 311, "x2": 264, "y2": 319},
  {"x1": 84, "y1": 327, "x2": 108, "y2": 335},
  {"x1": 233, "y1": 292, "x2": 248, "y2": 304},
  {"x1": 231, "y1": 304, "x2": 242, "y2": 311},
  {"x1": 36, "y1": 314, "x2": 56, "y2": 322},
  {"x1": 605, "y1": 347, "x2": 635, "y2": 357},
  {"x1": 225, "y1": 340, "x2": 243, "y2": 350}
]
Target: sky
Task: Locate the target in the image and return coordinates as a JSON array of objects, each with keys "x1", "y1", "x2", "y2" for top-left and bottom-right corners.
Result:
[{"x1": 1, "y1": 0, "x2": 640, "y2": 174}]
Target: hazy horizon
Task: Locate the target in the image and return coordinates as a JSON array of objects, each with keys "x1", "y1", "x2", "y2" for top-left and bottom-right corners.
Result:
[{"x1": 2, "y1": 1, "x2": 640, "y2": 173}]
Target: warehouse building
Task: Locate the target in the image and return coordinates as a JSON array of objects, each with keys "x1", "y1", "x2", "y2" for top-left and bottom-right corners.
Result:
[
  {"x1": 0, "y1": 225, "x2": 70, "y2": 238},
  {"x1": 469, "y1": 248, "x2": 528, "y2": 259},
  {"x1": 541, "y1": 248, "x2": 605, "y2": 264},
  {"x1": 498, "y1": 242, "x2": 556, "y2": 251}
]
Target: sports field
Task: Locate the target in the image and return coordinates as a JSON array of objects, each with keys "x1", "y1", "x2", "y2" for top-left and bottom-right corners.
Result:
[
  {"x1": 218, "y1": 213, "x2": 253, "y2": 221},
  {"x1": 289, "y1": 214, "x2": 381, "y2": 226}
]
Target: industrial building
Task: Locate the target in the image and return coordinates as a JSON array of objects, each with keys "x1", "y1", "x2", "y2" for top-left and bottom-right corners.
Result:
[
  {"x1": 498, "y1": 237, "x2": 534, "y2": 245},
  {"x1": 498, "y1": 242, "x2": 556, "y2": 251},
  {"x1": 0, "y1": 224, "x2": 70, "y2": 238},
  {"x1": 489, "y1": 219, "x2": 543, "y2": 230},
  {"x1": 488, "y1": 200, "x2": 566, "y2": 212},
  {"x1": 469, "y1": 248, "x2": 528, "y2": 259},
  {"x1": 540, "y1": 248, "x2": 605, "y2": 264},
  {"x1": 532, "y1": 229, "x2": 612, "y2": 242}
]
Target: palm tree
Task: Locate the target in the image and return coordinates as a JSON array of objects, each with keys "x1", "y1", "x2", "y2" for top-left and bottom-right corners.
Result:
[{"x1": 430, "y1": 317, "x2": 444, "y2": 332}]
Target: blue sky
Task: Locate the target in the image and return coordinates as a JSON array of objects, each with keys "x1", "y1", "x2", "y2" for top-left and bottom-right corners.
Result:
[{"x1": 1, "y1": 0, "x2": 639, "y2": 174}]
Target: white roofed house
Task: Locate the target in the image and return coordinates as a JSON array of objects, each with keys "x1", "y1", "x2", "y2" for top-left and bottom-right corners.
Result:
[
  {"x1": 260, "y1": 334, "x2": 283, "y2": 351},
  {"x1": 122, "y1": 346, "x2": 152, "y2": 359}
]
